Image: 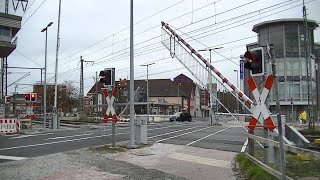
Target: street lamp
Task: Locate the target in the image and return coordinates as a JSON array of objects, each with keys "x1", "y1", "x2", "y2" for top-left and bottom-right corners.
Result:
[
  {"x1": 234, "y1": 69, "x2": 239, "y2": 114},
  {"x1": 41, "y1": 21, "x2": 53, "y2": 129},
  {"x1": 198, "y1": 47, "x2": 223, "y2": 125},
  {"x1": 141, "y1": 62, "x2": 155, "y2": 123},
  {"x1": 178, "y1": 83, "x2": 182, "y2": 111}
]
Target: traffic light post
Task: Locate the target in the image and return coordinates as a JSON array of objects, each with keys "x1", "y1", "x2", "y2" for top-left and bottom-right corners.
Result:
[
  {"x1": 242, "y1": 46, "x2": 286, "y2": 177},
  {"x1": 25, "y1": 93, "x2": 37, "y2": 130},
  {"x1": 243, "y1": 47, "x2": 271, "y2": 163},
  {"x1": 99, "y1": 68, "x2": 117, "y2": 147},
  {"x1": 4, "y1": 96, "x2": 10, "y2": 118}
]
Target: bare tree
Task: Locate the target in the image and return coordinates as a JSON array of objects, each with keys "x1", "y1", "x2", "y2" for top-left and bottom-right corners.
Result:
[{"x1": 64, "y1": 80, "x2": 79, "y2": 112}]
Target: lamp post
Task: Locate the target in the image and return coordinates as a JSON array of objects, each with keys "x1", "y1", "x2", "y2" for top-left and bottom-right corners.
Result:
[
  {"x1": 141, "y1": 62, "x2": 155, "y2": 123},
  {"x1": 178, "y1": 83, "x2": 181, "y2": 111},
  {"x1": 198, "y1": 47, "x2": 223, "y2": 125},
  {"x1": 234, "y1": 69, "x2": 239, "y2": 114},
  {"x1": 41, "y1": 22, "x2": 53, "y2": 129}
]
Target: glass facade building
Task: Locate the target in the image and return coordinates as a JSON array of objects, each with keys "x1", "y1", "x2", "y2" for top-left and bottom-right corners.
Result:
[{"x1": 244, "y1": 19, "x2": 319, "y2": 121}]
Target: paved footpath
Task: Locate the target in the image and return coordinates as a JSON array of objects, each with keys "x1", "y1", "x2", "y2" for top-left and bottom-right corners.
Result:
[{"x1": 0, "y1": 143, "x2": 239, "y2": 180}]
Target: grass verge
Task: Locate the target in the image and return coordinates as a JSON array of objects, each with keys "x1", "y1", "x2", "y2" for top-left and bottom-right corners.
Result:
[
  {"x1": 236, "y1": 153, "x2": 277, "y2": 180},
  {"x1": 236, "y1": 152, "x2": 320, "y2": 179},
  {"x1": 286, "y1": 153, "x2": 320, "y2": 179}
]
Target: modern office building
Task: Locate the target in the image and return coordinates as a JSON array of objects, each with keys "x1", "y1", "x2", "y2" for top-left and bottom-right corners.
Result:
[
  {"x1": 243, "y1": 19, "x2": 319, "y2": 121},
  {"x1": 0, "y1": 12, "x2": 22, "y2": 98}
]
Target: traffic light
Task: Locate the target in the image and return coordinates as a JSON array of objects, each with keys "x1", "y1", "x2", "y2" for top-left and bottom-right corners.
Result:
[
  {"x1": 243, "y1": 47, "x2": 264, "y2": 77},
  {"x1": 31, "y1": 93, "x2": 37, "y2": 102},
  {"x1": 25, "y1": 93, "x2": 31, "y2": 101},
  {"x1": 99, "y1": 68, "x2": 115, "y2": 87},
  {"x1": 5, "y1": 96, "x2": 10, "y2": 104}
]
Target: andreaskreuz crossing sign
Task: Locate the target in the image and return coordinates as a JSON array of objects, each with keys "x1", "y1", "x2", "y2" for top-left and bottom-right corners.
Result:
[{"x1": 102, "y1": 88, "x2": 118, "y2": 123}]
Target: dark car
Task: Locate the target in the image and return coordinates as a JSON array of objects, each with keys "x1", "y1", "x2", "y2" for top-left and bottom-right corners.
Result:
[{"x1": 170, "y1": 112, "x2": 192, "y2": 122}]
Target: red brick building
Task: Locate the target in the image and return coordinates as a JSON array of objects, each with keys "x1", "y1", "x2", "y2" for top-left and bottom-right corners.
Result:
[{"x1": 33, "y1": 83, "x2": 67, "y2": 113}]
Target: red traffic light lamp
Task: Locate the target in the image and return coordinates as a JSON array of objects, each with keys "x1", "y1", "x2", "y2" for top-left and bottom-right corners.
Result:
[
  {"x1": 31, "y1": 93, "x2": 37, "y2": 102},
  {"x1": 244, "y1": 51, "x2": 256, "y2": 62},
  {"x1": 25, "y1": 93, "x2": 31, "y2": 101}
]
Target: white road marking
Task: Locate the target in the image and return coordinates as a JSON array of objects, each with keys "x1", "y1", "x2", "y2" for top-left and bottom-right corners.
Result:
[
  {"x1": 0, "y1": 132, "x2": 127, "y2": 151},
  {"x1": 156, "y1": 126, "x2": 211, "y2": 143},
  {"x1": 44, "y1": 133, "x2": 94, "y2": 140},
  {"x1": 149, "y1": 126, "x2": 204, "y2": 139},
  {"x1": 84, "y1": 123, "x2": 188, "y2": 133},
  {"x1": 9, "y1": 133, "x2": 54, "y2": 139},
  {"x1": 186, "y1": 127, "x2": 231, "y2": 146},
  {"x1": 241, "y1": 139, "x2": 248, "y2": 152},
  {"x1": 0, "y1": 123, "x2": 205, "y2": 151},
  {"x1": 0, "y1": 155, "x2": 28, "y2": 161},
  {"x1": 167, "y1": 153, "x2": 230, "y2": 168}
]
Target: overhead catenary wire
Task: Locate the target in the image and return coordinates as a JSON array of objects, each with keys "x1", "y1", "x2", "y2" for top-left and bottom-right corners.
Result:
[
  {"x1": 42, "y1": 0, "x2": 316, "y2": 89},
  {"x1": 47, "y1": 0, "x2": 243, "y2": 70},
  {"x1": 57, "y1": 0, "x2": 186, "y2": 62},
  {"x1": 21, "y1": 0, "x2": 48, "y2": 27},
  {"x1": 59, "y1": 0, "x2": 302, "y2": 69}
]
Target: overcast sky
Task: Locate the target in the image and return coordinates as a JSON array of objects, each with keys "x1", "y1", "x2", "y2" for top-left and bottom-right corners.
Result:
[{"x1": 1, "y1": 0, "x2": 319, "y2": 95}]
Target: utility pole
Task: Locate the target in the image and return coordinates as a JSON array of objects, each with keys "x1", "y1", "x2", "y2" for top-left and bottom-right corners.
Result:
[
  {"x1": 80, "y1": 56, "x2": 84, "y2": 114},
  {"x1": 95, "y1": 71, "x2": 98, "y2": 116},
  {"x1": 303, "y1": 0, "x2": 314, "y2": 129},
  {"x1": 79, "y1": 56, "x2": 94, "y2": 114},
  {"x1": 129, "y1": 0, "x2": 135, "y2": 148},
  {"x1": 41, "y1": 22, "x2": 53, "y2": 129},
  {"x1": 270, "y1": 45, "x2": 286, "y2": 180},
  {"x1": 141, "y1": 63, "x2": 154, "y2": 123},
  {"x1": 53, "y1": 0, "x2": 62, "y2": 129},
  {"x1": 198, "y1": 47, "x2": 223, "y2": 125}
]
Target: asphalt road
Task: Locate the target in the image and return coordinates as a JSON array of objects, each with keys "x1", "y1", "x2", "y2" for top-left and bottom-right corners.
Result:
[{"x1": 0, "y1": 116, "x2": 248, "y2": 163}]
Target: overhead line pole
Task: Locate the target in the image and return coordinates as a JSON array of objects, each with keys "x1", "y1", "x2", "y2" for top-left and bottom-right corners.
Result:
[
  {"x1": 141, "y1": 63, "x2": 154, "y2": 124},
  {"x1": 129, "y1": 0, "x2": 135, "y2": 148},
  {"x1": 53, "y1": 0, "x2": 62, "y2": 129},
  {"x1": 80, "y1": 56, "x2": 94, "y2": 114}
]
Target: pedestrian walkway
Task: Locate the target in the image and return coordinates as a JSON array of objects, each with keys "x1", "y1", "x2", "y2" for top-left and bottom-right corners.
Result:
[
  {"x1": 116, "y1": 143, "x2": 237, "y2": 180},
  {"x1": 0, "y1": 142, "x2": 239, "y2": 180}
]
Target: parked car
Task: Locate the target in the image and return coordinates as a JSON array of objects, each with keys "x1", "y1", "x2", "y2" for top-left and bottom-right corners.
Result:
[{"x1": 170, "y1": 112, "x2": 192, "y2": 122}]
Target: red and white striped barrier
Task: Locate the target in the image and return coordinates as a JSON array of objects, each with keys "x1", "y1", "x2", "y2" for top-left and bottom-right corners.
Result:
[
  {"x1": 0, "y1": 119, "x2": 20, "y2": 134},
  {"x1": 95, "y1": 117, "x2": 130, "y2": 123}
]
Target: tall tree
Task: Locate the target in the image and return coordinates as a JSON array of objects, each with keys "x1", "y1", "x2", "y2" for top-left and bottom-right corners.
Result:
[{"x1": 64, "y1": 80, "x2": 79, "y2": 112}]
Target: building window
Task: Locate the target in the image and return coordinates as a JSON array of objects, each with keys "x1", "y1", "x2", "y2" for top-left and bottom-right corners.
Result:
[
  {"x1": 301, "y1": 60, "x2": 307, "y2": 76},
  {"x1": 286, "y1": 59, "x2": 300, "y2": 76},
  {"x1": 259, "y1": 27, "x2": 269, "y2": 47},
  {"x1": 0, "y1": 27, "x2": 11, "y2": 42},
  {"x1": 270, "y1": 25, "x2": 284, "y2": 57},
  {"x1": 287, "y1": 81, "x2": 300, "y2": 100},
  {"x1": 302, "y1": 81, "x2": 308, "y2": 100},
  {"x1": 285, "y1": 24, "x2": 299, "y2": 55},
  {"x1": 278, "y1": 61, "x2": 285, "y2": 76},
  {"x1": 279, "y1": 82, "x2": 285, "y2": 101}
]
